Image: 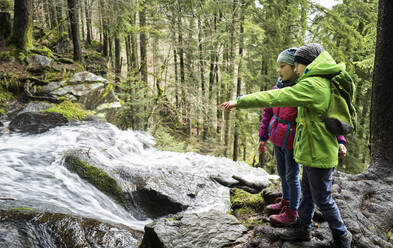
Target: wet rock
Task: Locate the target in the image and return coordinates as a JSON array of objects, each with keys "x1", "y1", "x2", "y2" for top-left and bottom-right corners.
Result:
[
  {"x1": 130, "y1": 187, "x2": 188, "y2": 219},
  {"x1": 40, "y1": 81, "x2": 66, "y2": 94},
  {"x1": 18, "y1": 102, "x2": 52, "y2": 114},
  {"x1": 0, "y1": 209, "x2": 143, "y2": 248},
  {"x1": 50, "y1": 82, "x2": 104, "y2": 97},
  {"x1": 140, "y1": 210, "x2": 248, "y2": 248},
  {"x1": 9, "y1": 112, "x2": 68, "y2": 134}
]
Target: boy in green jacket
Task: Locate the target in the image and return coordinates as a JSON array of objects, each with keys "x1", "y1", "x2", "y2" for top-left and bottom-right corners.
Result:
[{"x1": 221, "y1": 43, "x2": 352, "y2": 248}]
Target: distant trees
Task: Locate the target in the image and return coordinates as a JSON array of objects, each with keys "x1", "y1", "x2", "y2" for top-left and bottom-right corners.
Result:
[{"x1": 12, "y1": 0, "x2": 376, "y2": 172}]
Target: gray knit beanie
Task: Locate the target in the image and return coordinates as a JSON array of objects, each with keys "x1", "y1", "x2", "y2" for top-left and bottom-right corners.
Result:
[
  {"x1": 294, "y1": 43, "x2": 325, "y2": 65},
  {"x1": 277, "y1": 47, "x2": 297, "y2": 65}
]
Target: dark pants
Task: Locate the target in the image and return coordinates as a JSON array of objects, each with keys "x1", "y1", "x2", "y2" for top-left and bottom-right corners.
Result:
[
  {"x1": 274, "y1": 145, "x2": 300, "y2": 210},
  {"x1": 298, "y1": 166, "x2": 347, "y2": 238}
]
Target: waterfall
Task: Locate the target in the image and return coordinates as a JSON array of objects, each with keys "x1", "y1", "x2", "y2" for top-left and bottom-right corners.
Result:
[{"x1": 0, "y1": 121, "x2": 275, "y2": 232}]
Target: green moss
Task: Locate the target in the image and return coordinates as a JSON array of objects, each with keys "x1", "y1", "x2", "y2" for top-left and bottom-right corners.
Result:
[
  {"x1": 56, "y1": 57, "x2": 74, "y2": 64},
  {"x1": 30, "y1": 47, "x2": 55, "y2": 59},
  {"x1": 10, "y1": 207, "x2": 33, "y2": 211},
  {"x1": 66, "y1": 156, "x2": 126, "y2": 207},
  {"x1": 44, "y1": 100, "x2": 92, "y2": 120},
  {"x1": 230, "y1": 188, "x2": 264, "y2": 211},
  {"x1": 0, "y1": 51, "x2": 13, "y2": 61}
]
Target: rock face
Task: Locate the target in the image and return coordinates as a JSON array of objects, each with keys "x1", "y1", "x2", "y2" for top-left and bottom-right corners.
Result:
[
  {"x1": 9, "y1": 112, "x2": 68, "y2": 134},
  {"x1": 140, "y1": 210, "x2": 248, "y2": 248},
  {"x1": 39, "y1": 71, "x2": 121, "y2": 121},
  {"x1": 0, "y1": 209, "x2": 143, "y2": 248}
]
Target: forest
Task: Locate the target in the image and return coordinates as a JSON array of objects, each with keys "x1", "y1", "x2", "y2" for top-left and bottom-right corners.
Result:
[
  {"x1": 0, "y1": 0, "x2": 377, "y2": 173},
  {"x1": 2, "y1": 0, "x2": 392, "y2": 247}
]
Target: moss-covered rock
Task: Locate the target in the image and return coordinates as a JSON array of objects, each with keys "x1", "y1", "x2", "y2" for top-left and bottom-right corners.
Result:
[
  {"x1": 64, "y1": 155, "x2": 126, "y2": 207},
  {"x1": 30, "y1": 46, "x2": 55, "y2": 59},
  {"x1": 44, "y1": 100, "x2": 92, "y2": 120}
]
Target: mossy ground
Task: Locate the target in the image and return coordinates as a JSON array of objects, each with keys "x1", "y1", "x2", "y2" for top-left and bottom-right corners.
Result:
[{"x1": 230, "y1": 188, "x2": 267, "y2": 230}]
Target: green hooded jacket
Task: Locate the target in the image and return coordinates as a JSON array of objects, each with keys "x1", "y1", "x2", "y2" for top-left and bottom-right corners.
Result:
[{"x1": 236, "y1": 51, "x2": 345, "y2": 168}]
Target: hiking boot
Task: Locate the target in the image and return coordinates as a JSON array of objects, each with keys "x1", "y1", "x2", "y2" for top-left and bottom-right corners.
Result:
[
  {"x1": 269, "y1": 207, "x2": 298, "y2": 227},
  {"x1": 265, "y1": 198, "x2": 289, "y2": 215},
  {"x1": 333, "y1": 231, "x2": 352, "y2": 248},
  {"x1": 278, "y1": 226, "x2": 312, "y2": 241}
]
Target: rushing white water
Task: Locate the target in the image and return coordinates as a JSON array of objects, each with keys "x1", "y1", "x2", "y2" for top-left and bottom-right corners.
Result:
[{"x1": 0, "y1": 121, "x2": 276, "y2": 231}]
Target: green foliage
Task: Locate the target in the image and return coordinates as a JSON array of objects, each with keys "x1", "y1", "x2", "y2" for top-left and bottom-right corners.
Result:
[
  {"x1": 0, "y1": 72, "x2": 21, "y2": 91},
  {"x1": 153, "y1": 126, "x2": 197, "y2": 153},
  {"x1": 16, "y1": 50, "x2": 28, "y2": 65},
  {"x1": 0, "y1": 85, "x2": 12, "y2": 115},
  {"x1": 0, "y1": 51, "x2": 13, "y2": 61},
  {"x1": 44, "y1": 100, "x2": 91, "y2": 120},
  {"x1": 0, "y1": 0, "x2": 12, "y2": 11}
]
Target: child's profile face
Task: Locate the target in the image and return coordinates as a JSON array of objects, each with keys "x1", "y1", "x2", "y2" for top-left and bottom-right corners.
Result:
[
  {"x1": 294, "y1": 62, "x2": 307, "y2": 77},
  {"x1": 276, "y1": 62, "x2": 297, "y2": 82}
]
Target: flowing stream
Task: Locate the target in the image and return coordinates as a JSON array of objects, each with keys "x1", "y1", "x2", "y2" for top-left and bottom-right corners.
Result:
[{"x1": 0, "y1": 121, "x2": 274, "y2": 233}]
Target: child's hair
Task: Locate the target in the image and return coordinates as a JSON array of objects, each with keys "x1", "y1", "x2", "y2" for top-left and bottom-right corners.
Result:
[{"x1": 277, "y1": 47, "x2": 298, "y2": 65}]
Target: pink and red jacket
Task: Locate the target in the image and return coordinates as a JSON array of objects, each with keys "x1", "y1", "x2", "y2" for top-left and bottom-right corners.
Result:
[{"x1": 259, "y1": 83, "x2": 346, "y2": 150}]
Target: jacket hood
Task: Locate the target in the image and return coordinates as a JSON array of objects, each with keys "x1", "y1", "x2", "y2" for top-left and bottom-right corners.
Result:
[{"x1": 299, "y1": 51, "x2": 345, "y2": 79}]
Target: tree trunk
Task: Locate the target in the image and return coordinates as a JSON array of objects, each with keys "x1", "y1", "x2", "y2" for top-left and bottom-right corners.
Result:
[
  {"x1": 48, "y1": 0, "x2": 58, "y2": 29},
  {"x1": 8, "y1": 0, "x2": 33, "y2": 50},
  {"x1": 139, "y1": 6, "x2": 147, "y2": 84},
  {"x1": 67, "y1": 0, "x2": 82, "y2": 61},
  {"x1": 0, "y1": 12, "x2": 11, "y2": 41},
  {"x1": 99, "y1": 0, "x2": 109, "y2": 57},
  {"x1": 224, "y1": 2, "x2": 237, "y2": 158},
  {"x1": 198, "y1": 17, "x2": 207, "y2": 141},
  {"x1": 115, "y1": 37, "x2": 121, "y2": 82},
  {"x1": 79, "y1": 0, "x2": 85, "y2": 41},
  {"x1": 85, "y1": 0, "x2": 92, "y2": 45},
  {"x1": 55, "y1": 1, "x2": 66, "y2": 53},
  {"x1": 233, "y1": 4, "x2": 245, "y2": 162},
  {"x1": 370, "y1": 0, "x2": 393, "y2": 168},
  {"x1": 125, "y1": 36, "x2": 131, "y2": 73}
]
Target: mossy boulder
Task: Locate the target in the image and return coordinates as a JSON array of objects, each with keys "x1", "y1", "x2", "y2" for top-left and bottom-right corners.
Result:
[{"x1": 63, "y1": 155, "x2": 127, "y2": 207}]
